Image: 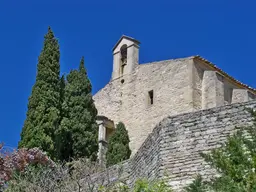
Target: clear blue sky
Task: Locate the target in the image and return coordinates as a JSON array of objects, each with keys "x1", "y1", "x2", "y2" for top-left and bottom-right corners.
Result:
[{"x1": 1, "y1": 0, "x2": 256, "y2": 148}]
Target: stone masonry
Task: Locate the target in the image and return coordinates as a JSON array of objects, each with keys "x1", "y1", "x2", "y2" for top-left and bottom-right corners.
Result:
[
  {"x1": 90, "y1": 100, "x2": 256, "y2": 191},
  {"x1": 93, "y1": 35, "x2": 256, "y2": 155}
]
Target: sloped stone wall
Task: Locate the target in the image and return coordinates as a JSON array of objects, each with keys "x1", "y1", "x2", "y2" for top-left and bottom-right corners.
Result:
[
  {"x1": 159, "y1": 100, "x2": 256, "y2": 190},
  {"x1": 90, "y1": 100, "x2": 256, "y2": 191}
]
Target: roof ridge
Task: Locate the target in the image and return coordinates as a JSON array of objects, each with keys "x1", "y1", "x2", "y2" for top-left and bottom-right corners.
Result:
[{"x1": 139, "y1": 56, "x2": 194, "y2": 66}]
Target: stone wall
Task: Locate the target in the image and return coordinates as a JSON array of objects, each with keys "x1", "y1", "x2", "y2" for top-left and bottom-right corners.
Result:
[
  {"x1": 90, "y1": 100, "x2": 256, "y2": 191},
  {"x1": 94, "y1": 58, "x2": 195, "y2": 154},
  {"x1": 159, "y1": 100, "x2": 256, "y2": 190},
  {"x1": 94, "y1": 56, "x2": 255, "y2": 155}
]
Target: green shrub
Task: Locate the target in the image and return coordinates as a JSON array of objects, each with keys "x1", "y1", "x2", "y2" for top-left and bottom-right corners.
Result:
[
  {"x1": 134, "y1": 178, "x2": 172, "y2": 192},
  {"x1": 99, "y1": 178, "x2": 172, "y2": 192},
  {"x1": 106, "y1": 122, "x2": 131, "y2": 166}
]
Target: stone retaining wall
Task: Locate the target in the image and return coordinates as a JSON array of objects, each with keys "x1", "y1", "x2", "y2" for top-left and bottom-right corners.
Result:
[{"x1": 90, "y1": 100, "x2": 256, "y2": 191}]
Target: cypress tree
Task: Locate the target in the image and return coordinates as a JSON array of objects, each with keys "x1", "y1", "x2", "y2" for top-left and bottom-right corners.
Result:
[
  {"x1": 19, "y1": 27, "x2": 61, "y2": 159},
  {"x1": 106, "y1": 122, "x2": 131, "y2": 166},
  {"x1": 56, "y1": 57, "x2": 98, "y2": 161},
  {"x1": 59, "y1": 75, "x2": 66, "y2": 120}
]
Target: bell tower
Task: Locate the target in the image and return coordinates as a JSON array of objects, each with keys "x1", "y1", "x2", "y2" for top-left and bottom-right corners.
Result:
[{"x1": 112, "y1": 35, "x2": 140, "y2": 80}]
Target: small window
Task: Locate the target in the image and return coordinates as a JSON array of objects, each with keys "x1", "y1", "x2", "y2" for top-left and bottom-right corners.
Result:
[{"x1": 148, "y1": 90, "x2": 154, "y2": 105}]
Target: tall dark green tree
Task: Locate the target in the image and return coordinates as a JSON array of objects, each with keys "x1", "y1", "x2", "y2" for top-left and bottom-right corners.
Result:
[
  {"x1": 56, "y1": 57, "x2": 98, "y2": 161},
  {"x1": 106, "y1": 122, "x2": 131, "y2": 166},
  {"x1": 19, "y1": 27, "x2": 61, "y2": 159},
  {"x1": 59, "y1": 75, "x2": 66, "y2": 121}
]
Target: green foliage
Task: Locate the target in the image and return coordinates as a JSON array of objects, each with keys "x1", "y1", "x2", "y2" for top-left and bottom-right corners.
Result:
[
  {"x1": 185, "y1": 109, "x2": 256, "y2": 192},
  {"x1": 59, "y1": 74, "x2": 66, "y2": 119},
  {"x1": 106, "y1": 122, "x2": 131, "y2": 166},
  {"x1": 19, "y1": 27, "x2": 61, "y2": 159},
  {"x1": 133, "y1": 179, "x2": 172, "y2": 192},
  {"x1": 99, "y1": 178, "x2": 172, "y2": 192},
  {"x1": 184, "y1": 175, "x2": 208, "y2": 192},
  {"x1": 19, "y1": 29, "x2": 98, "y2": 162},
  {"x1": 98, "y1": 182, "x2": 129, "y2": 192},
  {"x1": 202, "y1": 126, "x2": 256, "y2": 191},
  {"x1": 56, "y1": 57, "x2": 98, "y2": 161}
]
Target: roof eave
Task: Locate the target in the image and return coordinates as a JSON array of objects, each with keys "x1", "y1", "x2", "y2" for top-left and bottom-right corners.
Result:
[
  {"x1": 193, "y1": 55, "x2": 256, "y2": 94},
  {"x1": 112, "y1": 35, "x2": 140, "y2": 52}
]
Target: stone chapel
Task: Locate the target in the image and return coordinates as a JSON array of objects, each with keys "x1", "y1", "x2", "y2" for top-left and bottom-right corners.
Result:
[{"x1": 93, "y1": 35, "x2": 256, "y2": 161}]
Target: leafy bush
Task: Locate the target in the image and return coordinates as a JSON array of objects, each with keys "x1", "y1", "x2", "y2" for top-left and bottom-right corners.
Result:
[
  {"x1": 0, "y1": 143, "x2": 54, "y2": 190},
  {"x1": 2, "y1": 157, "x2": 103, "y2": 192},
  {"x1": 133, "y1": 179, "x2": 172, "y2": 192},
  {"x1": 184, "y1": 175, "x2": 209, "y2": 192},
  {"x1": 99, "y1": 178, "x2": 172, "y2": 192}
]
